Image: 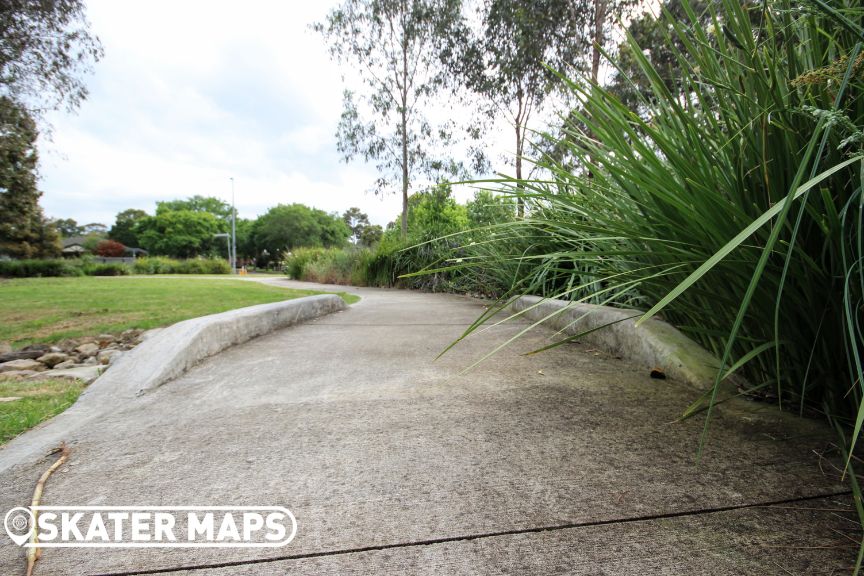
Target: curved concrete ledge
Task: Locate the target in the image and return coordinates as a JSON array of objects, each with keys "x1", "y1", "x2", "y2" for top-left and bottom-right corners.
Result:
[
  {"x1": 508, "y1": 295, "x2": 740, "y2": 395},
  {"x1": 0, "y1": 294, "x2": 347, "y2": 473}
]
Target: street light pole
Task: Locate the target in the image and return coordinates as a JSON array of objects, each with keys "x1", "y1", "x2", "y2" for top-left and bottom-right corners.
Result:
[{"x1": 230, "y1": 177, "x2": 237, "y2": 274}]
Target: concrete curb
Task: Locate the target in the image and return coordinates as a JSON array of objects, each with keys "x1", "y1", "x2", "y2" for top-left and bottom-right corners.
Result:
[
  {"x1": 507, "y1": 295, "x2": 741, "y2": 396},
  {"x1": 0, "y1": 294, "x2": 347, "y2": 473}
]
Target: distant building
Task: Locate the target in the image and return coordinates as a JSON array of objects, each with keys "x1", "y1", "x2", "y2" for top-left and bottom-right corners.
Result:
[
  {"x1": 61, "y1": 236, "x2": 89, "y2": 256},
  {"x1": 61, "y1": 237, "x2": 148, "y2": 259}
]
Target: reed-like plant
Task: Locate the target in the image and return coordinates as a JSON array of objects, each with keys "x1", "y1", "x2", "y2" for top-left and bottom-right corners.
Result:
[{"x1": 441, "y1": 0, "x2": 864, "y2": 559}]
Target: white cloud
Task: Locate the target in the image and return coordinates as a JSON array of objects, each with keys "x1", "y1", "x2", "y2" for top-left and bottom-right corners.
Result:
[
  {"x1": 36, "y1": 0, "x2": 403, "y2": 227},
  {"x1": 36, "y1": 0, "x2": 523, "y2": 230}
]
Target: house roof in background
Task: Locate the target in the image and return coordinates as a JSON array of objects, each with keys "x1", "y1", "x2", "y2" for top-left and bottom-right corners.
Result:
[{"x1": 61, "y1": 236, "x2": 88, "y2": 248}]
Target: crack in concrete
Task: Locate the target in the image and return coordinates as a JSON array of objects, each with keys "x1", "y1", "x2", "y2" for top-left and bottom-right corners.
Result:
[{"x1": 89, "y1": 490, "x2": 853, "y2": 576}]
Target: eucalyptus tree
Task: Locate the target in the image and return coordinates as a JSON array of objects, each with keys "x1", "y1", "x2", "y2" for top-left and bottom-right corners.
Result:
[
  {"x1": 315, "y1": 0, "x2": 465, "y2": 238},
  {"x1": 449, "y1": 0, "x2": 591, "y2": 216},
  {"x1": 0, "y1": 0, "x2": 102, "y2": 117}
]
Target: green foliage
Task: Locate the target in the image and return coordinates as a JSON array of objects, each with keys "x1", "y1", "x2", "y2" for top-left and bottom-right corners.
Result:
[
  {"x1": 342, "y1": 207, "x2": 370, "y2": 244},
  {"x1": 286, "y1": 185, "x2": 488, "y2": 292},
  {"x1": 607, "y1": 0, "x2": 714, "y2": 113},
  {"x1": 253, "y1": 204, "x2": 350, "y2": 256},
  {"x1": 83, "y1": 263, "x2": 131, "y2": 276},
  {"x1": 134, "y1": 210, "x2": 222, "y2": 258},
  {"x1": 0, "y1": 0, "x2": 102, "y2": 116},
  {"x1": 0, "y1": 257, "x2": 230, "y2": 277},
  {"x1": 0, "y1": 379, "x2": 86, "y2": 445},
  {"x1": 284, "y1": 246, "x2": 373, "y2": 286},
  {"x1": 157, "y1": 195, "x2": 232, "y2": 221},
  {"x1": 53, "y1": 217, "x2": 83, "y2": 237},
  {"x1": 131, "y1": 257, "x2": 230, "y2": 275},
  {"x1": 108, "y1": 208, "x2": 147, "y2": 247},
  {"x1": 304, "y1": 248, "x2": 361, "y2": 285},
  {"x1": 315, "y1": 0, "x2": 467, "y2": 237},
  {"x1": 444, "y1": 0, "x2": 622, "y2": 214},
  {"x1": 405, "y1": 184, "x2": 468, "y2": 240},
  {"x1": 234, "y1": 218, "x2": 256, "y2": 260},
  {"x1": 0, "y1": 276, "x2": 350, "y2": 347},
  {"x1": 283, "y1": 247, "x2": 326, "y2": 279},
  {"x1": 0, "y1": 259, "x2": 81, "y2": 278},
  {"x1": 466, "y1": 189, "x2": 515, "y2": 227},
  {"x1": 359, "y1": 224, "x2": 383, "y2": 247},
  {"x1": 452, "y1": 0, "x2": 864, "y2": 451},
  {"x1": 0, "y1": 97, "x2": 60, "y2": 259}
]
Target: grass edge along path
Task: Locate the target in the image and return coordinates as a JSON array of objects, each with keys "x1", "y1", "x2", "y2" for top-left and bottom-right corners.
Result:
[
  {"x1": 0, "y1": 379, "x2": 86, "y2": 445},
  {"x1": 0, "y1": 276, "x2": 359, "y2": 348}
]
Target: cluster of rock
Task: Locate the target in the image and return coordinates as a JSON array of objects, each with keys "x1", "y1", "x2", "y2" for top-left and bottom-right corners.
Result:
[{"x1": 0, "y1": 329, "x2": 147, "y2": 384}]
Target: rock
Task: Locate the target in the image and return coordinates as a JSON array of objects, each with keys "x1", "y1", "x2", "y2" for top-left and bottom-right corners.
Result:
[
  {"x1": 0, "y1": 397, "x2": 22, "y2": 402},
  {"x1": 49, "y1": 346, "x2": 63, "y2": 353},
  {"x1": 0, "y1": 350, "x2": 43, "y2": 363},
  {"x1": 29, "y1": 365, "x2": 102, "y2": 384},
  {"x1": 96, "y1": 334, "x2": 115, "y2": 347},
  {"x1": 53, "y1": 360, "x2": 82, "y2": 370},
  {"x1": 36, "y1": 352, "x2": 71, "y2": 368},
  {"x1": 75, "y1": 343, "x2": 99, "y2": 357},
  {"x1": 81, "y1": 356, "x2": 99, "y2": 366},
  {"x1": 97, "y1": 349, "x2": 121, "y2": 365},
  {"x1": 22, "y1": 343, "x2": 51, "y2": 353},
  {"x1": 0, "y1": 359, "x2": 46, "y2": 373},
  {"x1": 0, "y1": 370, "x2": 39, "y2": 380},
  {"x1": 0, "y1": 342, "x2": 11, "y2": 355}
]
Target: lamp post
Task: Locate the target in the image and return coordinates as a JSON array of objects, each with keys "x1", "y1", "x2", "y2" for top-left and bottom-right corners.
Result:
[{"x1": 230, "y1": 177, "x2": 237, "y2": 274}]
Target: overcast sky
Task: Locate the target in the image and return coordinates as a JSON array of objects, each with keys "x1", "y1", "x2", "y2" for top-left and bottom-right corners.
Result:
[{"x1": 38, "y1": 0, "x2": 490, "y2": 228}]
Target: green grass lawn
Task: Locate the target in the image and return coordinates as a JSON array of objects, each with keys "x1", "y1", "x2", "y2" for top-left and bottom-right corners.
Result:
[
  {"x1": 0, "y1": 379, "x2": 86, "y2": 444},
  {"x1": 0, "y1": 276, "x2": 359, "y2": 347}
]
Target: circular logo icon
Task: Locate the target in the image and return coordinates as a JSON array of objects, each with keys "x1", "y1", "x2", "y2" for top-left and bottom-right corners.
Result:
[{"x1": 4, "y1": 507, "x2": 34, "y2": 546}]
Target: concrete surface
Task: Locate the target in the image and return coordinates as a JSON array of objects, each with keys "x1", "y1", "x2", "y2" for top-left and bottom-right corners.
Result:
[
  {"x1": 0, "y1": 294, "x2": 346, "y2": 476},
  {"x1": 508, "y1": 295, "x2": 738, "y2": 395},
  {"x1": 0, "y1": 280, "x2": 856, "y2": 575}
]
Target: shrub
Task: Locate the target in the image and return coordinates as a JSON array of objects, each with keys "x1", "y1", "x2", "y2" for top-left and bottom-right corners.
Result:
[
  {"x1": 85, "y1": 263, "x2": 131, "y2": 276},
  {"x1": 447, "y1": 0, "x2": 864, "y2": 499},
  {"x1": 131, "y1": 257, "x2": 230, "y2": 275},
  {"x1": 131, "y1": 256, "x2": 175, "y2": 275},
  {"x1": 0, "y1": 259, "x2": 81, "y2": 278},
  {"x1": 282, "y1": 247, "x2": 327, "y2": 280},
  {"x1": 283, "y1": 247, "x2": 362, "y2": 285},
  {"x1": 94, "y1": 240, "x2": 126, "y2": 257}
]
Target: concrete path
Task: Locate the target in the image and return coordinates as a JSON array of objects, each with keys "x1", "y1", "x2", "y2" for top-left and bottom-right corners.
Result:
[{"x1": 0, "y1": 280, "x2": 857, "y2": 575}]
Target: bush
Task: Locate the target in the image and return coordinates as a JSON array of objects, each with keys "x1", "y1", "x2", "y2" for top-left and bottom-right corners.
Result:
[
  {"x1": 94, "y1": 240, "x2": 126, "y2": 257},
  {"x1": 282, "y1": 247, "x2": 327, "y2": 280},
  {"x1": 131, "y1": 257, "x2": 230, "y2": 275},
  {"x1": 131, "y1": 256, "x2": 175, "y2": 275},
  {"x1": 452, "y1": 0, "x2": 864, "y2": 467},
  {"x1": 0, "y1": 257, "x2": 229, "y2": 277},
  {"x1": 84, "y1": 263, "x2": 131, "y2": 276},
  {"x1": 283, "y1": 247, "x2": 363, "y2": 285},
  {"x1": 0, "y1": 259, "x2": 82, "y2": 278}
]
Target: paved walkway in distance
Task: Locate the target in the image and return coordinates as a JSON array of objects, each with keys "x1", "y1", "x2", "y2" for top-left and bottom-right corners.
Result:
[{"x1": 0, "y1": 279, "x2": 857, "y2": 575}]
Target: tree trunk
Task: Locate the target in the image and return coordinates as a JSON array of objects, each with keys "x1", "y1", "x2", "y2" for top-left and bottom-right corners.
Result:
[
  {"x1": 591, "y1": 0, "x2": 606, "y2": 85},
  {"x1": 400, "y1": 14, "x2": 409, "y2": 240},
  {"x1": 514, "y1": 87, "x2": 525, "y2": 218},
  {"x1": 401, "y1": 119, "x2": 408, "y2": 239},
  {"x1": 515, "y1": 123, "x2": 524, "y2": 217},
  {"x1": 585, "y1": 0, "x2": 607, "y2": 180}
]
